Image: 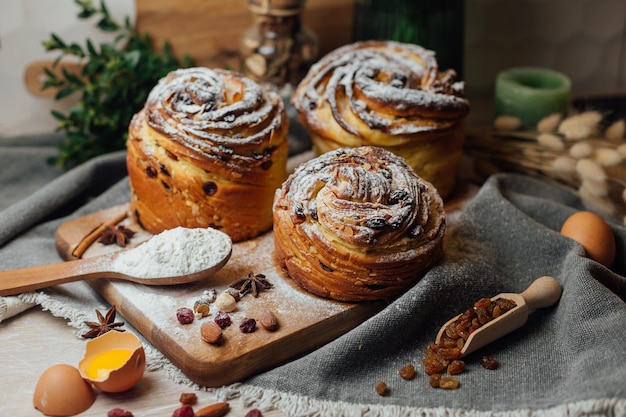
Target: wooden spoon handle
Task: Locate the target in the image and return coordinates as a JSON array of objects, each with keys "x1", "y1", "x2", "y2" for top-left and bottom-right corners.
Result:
[
  {"x1": 0, "y1": 257, "x2": 110, "y2": 296},
  {"x1": 520, "y1": 275, "x2": 562, "y2": 310}
]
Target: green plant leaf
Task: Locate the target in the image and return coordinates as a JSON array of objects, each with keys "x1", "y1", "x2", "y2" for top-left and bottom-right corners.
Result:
[{"x1": 42, "y1": 0, "x2": 194, "y2": 170}]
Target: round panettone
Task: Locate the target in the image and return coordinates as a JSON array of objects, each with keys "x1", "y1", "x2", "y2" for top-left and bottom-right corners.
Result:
[
  {"x1": 272, "y1": 146, "x2": 446, "y2": 302},
  {"x1": 291, "y1": 40, "x2": 470, "y2": 199},
  {"x1": 126, "y1": 67, "x2": 289, "y2": 242}
]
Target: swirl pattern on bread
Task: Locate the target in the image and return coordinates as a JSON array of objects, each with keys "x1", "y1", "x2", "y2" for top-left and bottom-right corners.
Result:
[
  {"x1": 273, "y1": 146, "x2": 445, "y2": 301},
  {"x1": 291, "y1": 40, "x2": 470, "y2": 199},
  {"x1": 127, "y1": 67, "x2": 289, "y2": 241}
]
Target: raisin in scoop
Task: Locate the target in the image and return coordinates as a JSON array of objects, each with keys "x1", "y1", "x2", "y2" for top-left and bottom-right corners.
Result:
[{"x1": 434, "y1": 276, "x2": 562, "y2": 358}]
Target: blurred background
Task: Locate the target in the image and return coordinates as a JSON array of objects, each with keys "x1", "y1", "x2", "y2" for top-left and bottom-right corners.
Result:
[{"x1": 1, "y1": 0, "x2": 624, "y2": 137}]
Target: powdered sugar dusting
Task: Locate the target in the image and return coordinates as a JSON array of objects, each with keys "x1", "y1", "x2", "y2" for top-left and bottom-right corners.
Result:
[
  {"x1": 145, "y1": 67, "x2": 286, "y2": 150},
  {"x1": 292, "y1": 40, "x2": 469, "y2": 137}
]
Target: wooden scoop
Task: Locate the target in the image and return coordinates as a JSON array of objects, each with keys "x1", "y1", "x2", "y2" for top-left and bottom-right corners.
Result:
[
  {"x1": 435, "y1": 276, "x2": 562, "y2": 358},
  {"x1": 0, "y1": 241, "x2": 231, "y2": 296}
]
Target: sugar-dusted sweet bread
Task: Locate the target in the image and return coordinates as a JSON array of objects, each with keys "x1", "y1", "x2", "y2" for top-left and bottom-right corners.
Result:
[
  {"x1": 273, "y1": 146, "x2": 445, "y2": 302},
  {"x1": 126, "y1": 67, "x2": 289, "y2": 242},
  {"x1": 291, "y1": 40, "x2": 470, "y2": 199}
]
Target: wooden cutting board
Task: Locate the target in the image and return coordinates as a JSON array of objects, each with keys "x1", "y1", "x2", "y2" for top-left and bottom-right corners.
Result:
[{"x1": 55, "y1": 203, "x2": 386, "y2": 387}]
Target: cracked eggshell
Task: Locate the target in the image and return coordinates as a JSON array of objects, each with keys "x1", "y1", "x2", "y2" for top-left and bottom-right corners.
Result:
[
  {"x1": 78, "y1": 331, "x2": 146, "y2": 393},
  {"x1": 33, "y1": 363, "x2": 96, "y2": 416}
]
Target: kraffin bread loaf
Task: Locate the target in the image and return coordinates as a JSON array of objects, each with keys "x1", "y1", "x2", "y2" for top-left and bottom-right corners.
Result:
[{"x1": 126, "y1": 67, "x2": 289, "y2": 242}]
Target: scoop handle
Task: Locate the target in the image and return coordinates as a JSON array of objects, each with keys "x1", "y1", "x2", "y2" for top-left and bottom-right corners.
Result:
[
  {"x1": 0, "y1": 256, "x2": 115, "y2": 296},
  {"x1": 520, "y1": 275, "x2": 562, "y2": 310}
]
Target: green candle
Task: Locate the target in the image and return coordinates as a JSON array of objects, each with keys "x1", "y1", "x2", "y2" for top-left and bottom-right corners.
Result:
[{"x1": 494, "y1": 67, "x2": 571, "y2": 130}]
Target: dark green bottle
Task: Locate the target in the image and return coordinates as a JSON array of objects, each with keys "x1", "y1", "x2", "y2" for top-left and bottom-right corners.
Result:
[{"x1": 352, "y1": 0, "x2": 464, "y2": 78}]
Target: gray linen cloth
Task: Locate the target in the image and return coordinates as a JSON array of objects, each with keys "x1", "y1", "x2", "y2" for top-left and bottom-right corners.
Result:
[{"x1": 1, "y1": 137, "x2": 625, "y2": 416}]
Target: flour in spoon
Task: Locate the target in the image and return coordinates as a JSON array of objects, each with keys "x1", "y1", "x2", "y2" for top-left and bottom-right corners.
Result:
[{"x1": 111, "y1": 227, "x2": 232, "y2": 278}]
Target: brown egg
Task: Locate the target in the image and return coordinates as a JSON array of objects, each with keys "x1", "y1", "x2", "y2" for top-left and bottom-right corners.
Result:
[
  {"x1": 560, "y1": 211, "x2": 616, "y2": 268},
  {"x1": 33, "y1": 364, "x2": 96, "y2": 416},
  {"x1": 78, "y1": 331, "x2": 145, "y2": 393}
]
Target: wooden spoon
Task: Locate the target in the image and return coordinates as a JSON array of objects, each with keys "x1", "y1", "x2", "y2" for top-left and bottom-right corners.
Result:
[
  {"x1": 435, "y1": 276, "x2": 562, "y2": 358},
  {"x1": 0, "y1": 240, "x2": 231, "y2": 296}
]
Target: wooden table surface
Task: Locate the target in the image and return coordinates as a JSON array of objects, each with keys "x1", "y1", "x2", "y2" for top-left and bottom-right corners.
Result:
[{"x1": 0, "y1": 308, "x2": 285, "y2": 417}]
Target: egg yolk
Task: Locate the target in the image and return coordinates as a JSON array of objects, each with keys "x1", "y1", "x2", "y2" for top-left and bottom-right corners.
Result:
[{"x1": 85, "y1": 348, "x2": 134, "y2": 379}]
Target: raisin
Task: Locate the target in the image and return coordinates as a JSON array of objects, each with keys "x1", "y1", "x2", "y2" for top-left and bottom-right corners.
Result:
[
  {"x1": 146, "y1": 166, "x2": 158, "y2": 178},
  {"x1": 214, "y1": 311, "x2": 232, "y2": 329},
  {"x1": 423, "y1": 357, "x2": 447, "y2": 375},
  {"x1": 389, "y1": 189, "x2": 411, "y2": 205},
  {"x1": 159, "y1": 163, "x2": 170, "y2": 176},
  {"x1": 474, "y1": 297, "x2": 492, "y2": 309},
  {"x1": 203, "y1": 181, "x2": 218, "y2": 196},
  {"x1": 437, "y1": 347, "x2": 461, "y2": 361},
  {"x1": 480, "y1": 355, "x2": 498, "y2": 370},
  {"x1": 399, "y1": 364, "x2": 415, "y2": 380},
  {"x1": 408, "y1": 225, "x2": 423, "y2": 238},
  {"x1": 294, "y1": 203, "x2": 306, "y2": 220},
  {"x1": 239, "y1": 317, "x2": 257, "y2": 333},
  {"x1": 165, "y1": 149, "x2": 178, "y2": 161},
  {"x1": 319, "y1": 261, "x2": 334, "y2": 272},
  {"x1": 171, "y1": 404, "x2": 194, "y2": 417},
  {"x1": 108, "y1": 409, "x2": 134, "y2": 417},
  {"x1": 244, "y1": 409, "x2": 264, "y2": 417},
  {"x1": 390, "y1": 73, "x2": 408, "y2": 88},
  {"x1": 179, "y1": 392, "x2": 197, "y2": 405},
  {"x1": 366, "y1": 218, "x2": 388, "y2": 229},
  {"x1": 176, "y1": 307, "x2": 194, "y2": 325},
  {"x1": 439, "y1": 376, "x2": 460, "y2": 389},
  {"x1": 260, "y1": 160, "x2": 273, "y2": 170},
  {"x1": 375, "y1": 381, "x2": 389, "y2": 396},
  {"x1": 428, "y1": 374, "x2": 441, "y2": 388},
  {"x1": 447, "y1": 360, "x2": 465, "y2": 375}
]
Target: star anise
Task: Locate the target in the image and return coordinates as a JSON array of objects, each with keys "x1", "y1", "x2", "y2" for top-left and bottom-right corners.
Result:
[
  {"x1": 82, "y1": 306, "x2": 126, "y2": 339},
  {"x1": 98, "y1": 225, "x2": 136, "y2": 247},
  {"x1": 230, "y1": 272, "x2": 273, "y2": 298}
]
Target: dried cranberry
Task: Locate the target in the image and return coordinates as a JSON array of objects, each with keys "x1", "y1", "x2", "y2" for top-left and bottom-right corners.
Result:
[
  {"x1": 176, "y1": 307, "x2": 194, "y2": 324},
  {"x1": 244, "y1": 409, "x2": 264, "y2": 417},
  {"x1": 171, "y1": 404, "x2": 194, "y2": 417},
  {"x1": 239, "y1": 317, "x2": 257, "y2": 333},
  {"x1": 214, "y1": 311, "x2": 232, "y2": 329},
  {"x1": 108, "y1": 408, "x2": 134, "y2": 417}
]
